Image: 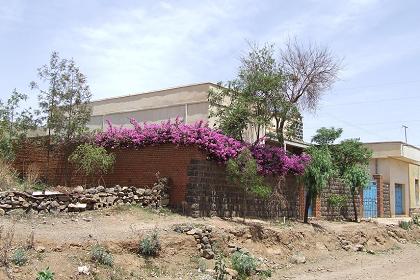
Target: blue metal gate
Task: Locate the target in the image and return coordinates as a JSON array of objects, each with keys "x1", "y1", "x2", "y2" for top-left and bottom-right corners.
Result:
[
  {"x1": 395, "y1": 184, "x2": 404, "y2": 215},
  {"x1": 305, "y1": 190, "x2": 313, "y2": 217},
  {"x1": 363, "y1": 181, "x2": 377, "y2": 218}
]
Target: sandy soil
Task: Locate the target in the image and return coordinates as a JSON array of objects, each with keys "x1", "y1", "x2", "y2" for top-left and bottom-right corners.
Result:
[
  {"x1": 1, "y1": 206, "x2": 420, "y2": 280},
  {"x1": 275, "y1": 243, "x2": 420, "y2": 280}
]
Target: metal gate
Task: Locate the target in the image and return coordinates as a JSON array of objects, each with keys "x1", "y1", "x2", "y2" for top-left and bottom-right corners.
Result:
[
  {"x1": 395, "y1": 184, "x2": 404, "y2": 215},
  {"x1": 363, "y1": 181, "x2": 377, "y2": 218},
  {"x1": 305, "y1": 190, "x2": 313, "y2": 217}
]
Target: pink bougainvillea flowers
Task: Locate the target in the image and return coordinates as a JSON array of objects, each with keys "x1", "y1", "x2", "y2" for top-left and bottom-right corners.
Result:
[{"x1": 94, "y1": 118, "x2": 310, "y2": 176}]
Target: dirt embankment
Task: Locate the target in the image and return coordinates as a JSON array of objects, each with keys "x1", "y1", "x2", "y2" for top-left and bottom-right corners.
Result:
[{"x1": 1, "y1": 207, "x2": 420, "y2": 280}]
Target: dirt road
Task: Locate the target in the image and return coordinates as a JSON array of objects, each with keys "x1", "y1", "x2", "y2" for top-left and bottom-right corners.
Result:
[{"x1": 276, "y1": 243, "x2": 420, "y2": 280}]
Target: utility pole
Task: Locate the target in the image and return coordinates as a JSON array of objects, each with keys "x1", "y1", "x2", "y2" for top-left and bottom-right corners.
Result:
[{"x1": 402, "y1": 125, "x2": 408, "y2": 143}]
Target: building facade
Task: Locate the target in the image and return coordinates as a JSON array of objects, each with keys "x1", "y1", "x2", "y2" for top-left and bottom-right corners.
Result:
[
  {"x1": 87, "y1": 82, "x2": 304, "y2": 145},
  {"x1": 365, "y1": 141, "x2": 420, "y2": 217}
]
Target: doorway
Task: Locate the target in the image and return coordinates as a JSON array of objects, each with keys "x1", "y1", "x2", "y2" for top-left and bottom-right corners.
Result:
[{"x1": 395, "y1": 183, "x2": 404, "y2": 215}]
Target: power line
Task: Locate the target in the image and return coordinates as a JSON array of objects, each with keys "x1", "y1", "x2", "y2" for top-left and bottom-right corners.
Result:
[
  {"x1": 321, "y1": 95, "x2": 420, "y2": 107},
  {"x1": 305, "y1": 119, "x2": 420, "y2": 130},
  {"x1": 312, "y1": 111, "x2": 393, "y2": 141},
  {"x1": 333, "y1": 80, "x2": 420, "y2": 91}
]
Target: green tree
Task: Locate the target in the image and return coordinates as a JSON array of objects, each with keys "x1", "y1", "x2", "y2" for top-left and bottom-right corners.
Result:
[
  {"x1": 300, "y1": 127, "x2": 343, "y2": 223},
  {"x1": 311, "y1": 127, "x2": 343, "y2": 147},
  {"x1": 226, "y1": 148, "x2": 271, "y2": 220},
  {"x1": 333, "y1": 139, "x2": 372, "y2": 176},
  {"x1": 209, "y1": 44, "x2": 279, "y2": 142},
  {"x1": 0, "y1": 89, "x2": 38, "y2": 161},
  {"x1": 31, "y1": 51, "x2": 92, "y2": 143},
  {"x1": 334, "y1": 139, "x2": 372, "y2": 222},
  {"x1": 210, "y1": 40, "x2": 340, "y2": 145},
  {"x1": 31, "y1": 51, "x2": 92, "y2": 184},
  {"x1": 342, "y1": 164, "x2": 371, "y2": 222},
  {"x1": 301, "y1": 146, "x2": 335, "y2": 223},
  {"x1": 68, "y1": 143, "x2": 115, "y2": 186}
]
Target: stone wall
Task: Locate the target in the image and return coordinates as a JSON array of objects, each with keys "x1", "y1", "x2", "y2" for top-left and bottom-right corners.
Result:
[
  {"x1": 185, "y1": 159, "x2": 301, "y2": 219},
  {"x1": 0, "y1": 178, "x2": 168, "y2": 216},
  {"x1": 319, "y1": 180, "x2": 361, "y2": 221},
  {"x1": 383, "y1": 183, "x2": 391, "y2": 217}
]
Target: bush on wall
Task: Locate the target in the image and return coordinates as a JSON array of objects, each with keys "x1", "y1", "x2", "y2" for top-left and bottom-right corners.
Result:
[
  {"x1": 69, "y1": 143, "x2": 115, "y2": 185},
  {"x1": 94, "y1": 118, "x2": 310, "y2": 176}
]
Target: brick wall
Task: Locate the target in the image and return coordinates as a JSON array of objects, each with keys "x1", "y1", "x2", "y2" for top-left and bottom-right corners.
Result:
[
  {"x1": 185, "y1": 159, "x2": 301, "y2": 219},
  {"x1": 13, "y1": 142, "x2": 206, "y2": 207}
]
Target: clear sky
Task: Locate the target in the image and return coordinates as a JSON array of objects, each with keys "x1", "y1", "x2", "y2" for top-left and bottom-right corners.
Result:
[{"x1": 1, "y1": 0, "x2": 420, "y2": 144}]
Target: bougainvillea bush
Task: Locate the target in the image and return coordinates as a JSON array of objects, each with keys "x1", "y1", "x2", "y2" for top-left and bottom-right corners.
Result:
[{"x1": 94, "y1": 118, "x2": 310, "y2": 176}]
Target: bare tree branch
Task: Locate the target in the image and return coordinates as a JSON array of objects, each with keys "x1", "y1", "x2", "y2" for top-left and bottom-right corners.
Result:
[{"x1": 281, "y1": 39, "x2": 341, "y2": 111}]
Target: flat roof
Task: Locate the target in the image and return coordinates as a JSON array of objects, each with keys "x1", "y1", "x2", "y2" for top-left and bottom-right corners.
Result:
[
  {"x1": 364, "y1": 141, "x2": 420, "y2": 152},
  {"x1": 91, "y1": 82, "x2": 221, "y2": 103},
  {"x1": 364, "y1": 141, "x2": 420, "y2": 164}
]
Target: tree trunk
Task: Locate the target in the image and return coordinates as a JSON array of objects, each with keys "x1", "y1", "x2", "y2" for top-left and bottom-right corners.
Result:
[
  {"x1": 352, "y1": 190, "x2": 358, "y2": 222},
  {"x1": 243, "y1": 190, "x2": 247, "y2": 222},
  {"x1": 46, "y1": 128, "x2": 51, "y2": 190},
  {"x1": 304, "y1": 190, "x2": 311, "y2": 223},
  {"x1": 278, "y1": 119, "x2": 286, "y2": 147}
]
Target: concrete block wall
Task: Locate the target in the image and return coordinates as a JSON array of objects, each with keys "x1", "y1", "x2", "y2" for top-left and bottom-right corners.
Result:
[{"x1": 185, "y1": 159, "x2": 301, "y2": 219}]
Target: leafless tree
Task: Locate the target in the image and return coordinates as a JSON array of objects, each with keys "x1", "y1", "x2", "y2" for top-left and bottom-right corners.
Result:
[{"x1": 281, "y1": 39, "x2": 341, "y2": 111}]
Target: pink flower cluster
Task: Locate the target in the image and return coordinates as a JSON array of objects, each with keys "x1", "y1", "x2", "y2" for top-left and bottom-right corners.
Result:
[{"x1": 94, "y1": 118, "x2": 310, "y2": 176}]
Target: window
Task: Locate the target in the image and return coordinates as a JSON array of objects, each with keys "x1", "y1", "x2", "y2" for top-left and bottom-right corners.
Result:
[{"x1": 416, "y1": 179, "x2": 420, "y2": 207}]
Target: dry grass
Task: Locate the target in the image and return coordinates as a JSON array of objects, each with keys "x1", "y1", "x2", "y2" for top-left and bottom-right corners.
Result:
[
  {"x1": 0, "y1": 159, "x2": 18, "y2": 191},
  {"x1": 0, "y1": 224, "x2": 15, "y2": 279},
  {"x1": 26, "y1": 163, "x2": 41, "y2": 186},
  {"x1": 0, "y1": 160, "x2": 46, "y2": 192}
]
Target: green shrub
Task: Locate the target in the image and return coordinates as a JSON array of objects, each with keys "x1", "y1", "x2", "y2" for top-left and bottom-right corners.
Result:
[
  {"x1": 0, "y1": 135, "x2": 15, "y2": 162},
  {"x1": 69, "y1": 143, "x2": 115, "y2": 184},
  {"x1": 11, "y1": 248, "x2": 28, "y2": 266},
  {"x1": 257, "y1": 269, "x2": 272, "y2": 278},
  {"x1": 399, "y1": 220, "x2": 412, "y2": 230},
  {"x1": 91, "y1": 245, "x2": 114, "y2": 266},
  {"x1": 231, "y1": 251, "x2": 257, "y2": 278},
  {"x1": 36, "y1": 267, "x2": 54, "y2": 280},
  {"x1": 139, "y1": 231, "x2": 161, "y2": 257},
  {"x1": 327, "y1": 194, "x2": 347, "y2": 208}
]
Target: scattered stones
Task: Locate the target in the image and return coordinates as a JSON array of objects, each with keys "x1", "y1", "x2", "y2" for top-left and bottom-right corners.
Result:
[
  {"x1": 35, "y1": 246, "x2": 46, "y2": 253},
  {"x1": 290, "y1": 253, "x2": 306, "y2": 264},
  {"x1": 178, "y1": 225, "x2": 216, "y2": 259},
  {"x1": 173, "y1": 224, "x2": 194, "y2": 234},
  {"x1": 52, "y1": 245, "x2": 63, "y2": 252},
  {"x1": 225, "y1": 268, "x2": 238, "y2": 278},
  {"x1": 354, "y1": 244, "x2": 365, "y2": 252},
  {"x1": 78, "y1": 265, "x2": 90, "y2": 275},
  {"x1": 186, "y1": 229, "x2": 197, "y2": 235},
  {"x1": 0, "y1": 177, "x2": 169, "y2": 215},
  {"x1": 202, "y1": 248, "x2": 215, "y2": 259},
  {"x1": 73, "y1": 186, "x2": 84, "y2": 193}
]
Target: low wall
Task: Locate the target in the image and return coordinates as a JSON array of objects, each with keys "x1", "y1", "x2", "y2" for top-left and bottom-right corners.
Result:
[{"x1": 0, "y1": 177, "x2": 168, "y2": 215}]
